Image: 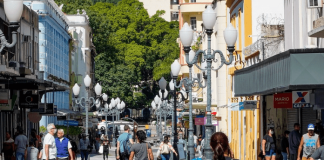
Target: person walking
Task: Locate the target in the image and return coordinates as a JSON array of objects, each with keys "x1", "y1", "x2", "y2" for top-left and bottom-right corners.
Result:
[
  {"x1": 129, "y1": 130, "x2": 154, "y2": 160},
  {"x1": 289, "y1": 123, "x2": 302, "y2": 160},
  {"x1": 79, "y1": 134, "x2": 90, "y2": 160},
  {"x1": 297, "y1": 124, "x2": 320, "y2": 160},
  {"x1": 2, "y1": 132, "x2": 15, "y2": 160},
  {"x1": 101, "y1": 135, "x2": 111, "y2": 160},
  {"x1": 55, "y1": 129, "x2": 73, "y2": 160},
  {"x1": 14, "y1": 126, "x2": 28, "y2": 160},
  {"x1": 116, "y1": 125, "x2": 134, "y2": 160},
  {"x1": 159, "y1": 136, "x2": 178, "y2": 160},
  {"x1": 30, "y1": 131, "x2": 39, "y2": 149},
  {"x1": 26, "y1": 142, "x2": 39, "y2": 160},
  {"x1": 42, "y1": 123, "x2": 57, "y2": 160},
  {"x1": 193, "y1": 134, "x2": 198, "y2": 153},
  {"x1": 281, "y1": 131, "x2": 290, "y2": 160},
  {"x1": 262, "y1": 128, "x2": 277, "y2": 160},
  {"x1": 210, "y1": 132, "x2": 233, "y2": 160}
]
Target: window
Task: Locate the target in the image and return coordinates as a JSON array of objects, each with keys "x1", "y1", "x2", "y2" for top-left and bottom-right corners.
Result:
[
  {"x1": 190, "y1": 17, "x2": 197, "y2": 30},
  {"x1": 191, "y1": 0, "x2": 196, "y2": 2},
  {"x1": 171, "y1": 0, "x2": 179, "y2": 4},
  {"x1": 172, "y1": 12, "x2": 179, "y2": 20}
]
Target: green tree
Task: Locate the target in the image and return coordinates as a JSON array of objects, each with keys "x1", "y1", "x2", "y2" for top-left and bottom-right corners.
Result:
[{"x1": 55, "y1": 0, "x2": 179, "y2": 108}]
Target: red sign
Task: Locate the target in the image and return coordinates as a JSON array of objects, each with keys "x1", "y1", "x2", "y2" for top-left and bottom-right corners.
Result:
[
  {"x1": 211, "y1": 112, "x2": 217, "y2": 115},
  {"x1": 274, "y1": 93, "x2": 292, "y2": 108},
  {"x1": 195, "y1": 118, "x2": 205, "y2": 125}
]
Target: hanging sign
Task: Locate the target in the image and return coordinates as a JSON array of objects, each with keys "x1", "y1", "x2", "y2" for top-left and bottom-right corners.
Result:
[
  {"x1": 274, "y1": 93, "x2": 293, "y2": 108},
  {"x1": 239, "y1": 101, "x2": 257, "y2": 110},
  {"x1": 30, "y1": 103, "x2": 46, "y2": 113},
  {"x1": 0, "y1": 94, "x2": 17, "y2": 111},
  {"x1": 19, "y1": 93, "x2": 39, "y2": 108},
  {"x1": 39, "y1": 104, "x2": 55, "y2": 115},
  {"x1": 292, "y1": 91, "x2": 312, "y2": 108},
  {"x1": 195, "y1": 118, "x2": 205, "y2": 125}
]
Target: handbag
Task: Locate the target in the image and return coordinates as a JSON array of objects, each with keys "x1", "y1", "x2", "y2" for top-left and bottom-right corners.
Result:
[
  {"x1": 99, "y1": 145, "x2": 103, "y2": 154},
  {"x1": 265, "y1": 142, "x2": 271, "y2": 152}
]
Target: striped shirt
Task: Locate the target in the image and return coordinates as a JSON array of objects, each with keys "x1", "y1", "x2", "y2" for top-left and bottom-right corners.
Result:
[{"x1": 159, "y1": 142, "x2": 176, "y2": 153}]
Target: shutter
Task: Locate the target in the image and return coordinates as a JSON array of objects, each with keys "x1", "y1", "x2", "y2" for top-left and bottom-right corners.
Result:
[
  {"x1": 287, "y1": 109, "x2": 298, "y2": 132},
  {"x1": 301, "y1": 108, "x2": 317, "y2": 134}
]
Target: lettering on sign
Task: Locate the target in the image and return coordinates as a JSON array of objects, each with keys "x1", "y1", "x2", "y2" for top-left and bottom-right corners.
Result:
[
  {"x1": 273, "y1": 93, "x2": 292, "y2": 108},
  {"x1": 292, "y1": 91, "x2": 312, "y2": 108}
]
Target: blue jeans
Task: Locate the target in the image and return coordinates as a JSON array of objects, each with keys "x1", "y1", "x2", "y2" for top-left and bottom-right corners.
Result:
[
  {"x1": 282, "y1": 152, "x2": 287, "y2": 160},
  {"x1": 16, "y1": 152, "x2": 24, "y2": 160},
  {"x1": 80, "y1": 150, "x2": 89, "y2": 160},
  {"x1": 161, "y1": 154, "x2": 170, "y2": 160},
  {"x1": 265, "y1": 149, "x2": 276, "y2": 157}
]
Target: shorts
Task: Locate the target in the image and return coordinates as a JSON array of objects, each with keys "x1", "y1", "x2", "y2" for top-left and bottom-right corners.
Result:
[{"x1": 265, "y1": 149, "x2": 276, "y2": 157}]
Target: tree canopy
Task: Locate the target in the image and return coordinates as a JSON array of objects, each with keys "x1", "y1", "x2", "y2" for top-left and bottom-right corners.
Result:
[{"x1": 55, "y1": 0, "x2": 179, "y2": 108}]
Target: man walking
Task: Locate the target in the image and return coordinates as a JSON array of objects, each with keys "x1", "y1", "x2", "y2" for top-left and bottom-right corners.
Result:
[
  {"x1": 116, "y1": 125, "x2": 134, "y2": 160},
  {"x1": 79, "y1": 134, "x2": 90, "y2": 160},
  {"x1": 297, "y1": 124, "x2": 320, "y2": 160},
  {"x1": 55, "y1": 129, "x2": 73, "y2": 160},
  {"x1": 14, "y1": 126, "x2": 28, "y2": 160},
  {"x1": 42, "y1": 123, "x2": 57, "y2": 160},
  {"x1": 289, "y1": 123, "x2": 302, "y2": 160}
]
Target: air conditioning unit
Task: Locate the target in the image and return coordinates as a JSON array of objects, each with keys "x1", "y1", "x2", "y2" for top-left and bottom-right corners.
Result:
[{"x1": 308, "y1": 0, "x2": 322, "y2": 8}]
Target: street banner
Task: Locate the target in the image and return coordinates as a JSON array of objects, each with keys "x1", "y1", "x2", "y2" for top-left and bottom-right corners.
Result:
[
  {"x1": 292, "y1": 91, "x2": 312, "y2": 108},
  {"x1": 19, "y1": 93, "x2": 39, "y2": 108},
  {"x1": 195, "y1": 118, "x2": 204, "y2": 125},
  {"x1": 274, "y1": 93, "x2": 293, "y2": 108}
]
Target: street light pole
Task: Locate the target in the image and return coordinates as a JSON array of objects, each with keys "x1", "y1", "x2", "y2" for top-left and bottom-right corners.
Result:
[{"x1": 174, "y1": 5, "x2": 237, "y2": 159}]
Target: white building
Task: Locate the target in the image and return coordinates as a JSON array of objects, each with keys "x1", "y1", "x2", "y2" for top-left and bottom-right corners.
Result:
[{"x1": 66, "y1": 10, "x2": 96, "y2": 107}]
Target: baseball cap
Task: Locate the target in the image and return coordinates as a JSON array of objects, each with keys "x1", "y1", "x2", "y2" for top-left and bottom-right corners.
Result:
[{"x1": 308, "y1": 123, "x2": 315, "y2": 130}]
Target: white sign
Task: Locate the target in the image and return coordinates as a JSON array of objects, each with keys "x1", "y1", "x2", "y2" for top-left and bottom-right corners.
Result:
[
  {"x1": 292, "y1": 91, "x2": 312, "y2": 108},
  {"x1": 239, "y1": 101, "x2": 257, "y2": 110}
]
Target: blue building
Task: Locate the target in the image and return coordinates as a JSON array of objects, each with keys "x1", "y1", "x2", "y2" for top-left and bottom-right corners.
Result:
[{"x1": 24, "y1": 0, "x2": 70, "y2": 126}]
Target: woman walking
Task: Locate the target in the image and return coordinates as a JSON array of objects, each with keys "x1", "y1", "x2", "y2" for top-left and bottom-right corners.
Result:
[
  {"x1": 101, "y1": 135, "x2": 110, "y2": 160},
  {"x1": 210, "y1": 132, "x2": 233, "y2": 160},
  {"x1": 262, "y1": 128, "x2": 277, "y2": 160},
  {"x1": 159, "y1": 136, "x2": 178, "y2": 160},
  {"x1": 129, "y1": 130, "x2": 153, "y2": 160}
]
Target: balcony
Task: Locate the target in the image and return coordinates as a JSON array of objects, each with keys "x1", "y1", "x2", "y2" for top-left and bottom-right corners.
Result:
[
  {"x1": 180, "y1": 3, "x2": 208, "y2": 13},
  {"x1": 309, "y1": 16, "x2": 324, "y2": 37}
]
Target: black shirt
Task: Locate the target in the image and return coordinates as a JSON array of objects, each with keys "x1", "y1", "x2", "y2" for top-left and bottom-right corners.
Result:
[
  {"x1": 263, "y1": 135, "x2": 276, "y2": 150},
  {"x1": 281, "y1": 137, "x2": 289, "y2": 153}
]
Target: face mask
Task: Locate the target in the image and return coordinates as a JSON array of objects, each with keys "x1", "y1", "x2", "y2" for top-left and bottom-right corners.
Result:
[
  {"x1": 53, "y1": 129, "x2": 57, "y2": 134},
  {"x1": 270, "y1": 131, "x2": 274, "y2": 134}
]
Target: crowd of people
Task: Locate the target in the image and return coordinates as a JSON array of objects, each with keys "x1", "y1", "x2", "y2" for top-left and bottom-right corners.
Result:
[
  {"x1": 260, "y1": 120, "x2": 324, "y2": 160},
  {"x1": 1, "y1": 123, "x2": 240, "y2": 160}
]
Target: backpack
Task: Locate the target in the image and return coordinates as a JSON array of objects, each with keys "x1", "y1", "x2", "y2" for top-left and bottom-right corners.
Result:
[
  {"x1": 161, "y1": 143, "x2": 169, "y2": 154},
  {"x1": 121, "y1": 134, "x2": 132, "y2": 155}
]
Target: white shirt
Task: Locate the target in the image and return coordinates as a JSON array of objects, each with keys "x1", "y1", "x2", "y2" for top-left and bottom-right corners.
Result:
[
  {"x1": 27, "y1": 147, "x2": 39, "y2": 160},
  {"x1": 42, "y1": 133, "x2": 57, "y2": 159},
  {"x1": 194, "y1": 135, "x2": 198, "y2": 144}
]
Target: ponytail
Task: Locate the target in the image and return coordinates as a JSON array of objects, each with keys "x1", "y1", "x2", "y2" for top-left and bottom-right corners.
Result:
[{"x1": 213, "y1": 143, "x2": 226, "y2": 160}]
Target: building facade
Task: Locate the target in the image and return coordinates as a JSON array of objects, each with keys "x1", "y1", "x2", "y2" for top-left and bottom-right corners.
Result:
[
  {"x1": 66, "y1": 10, "x2": 96, "y2": 112},
  {"x1": 139, "y1": 0, "x2": 180, "y2": 22},
  {"x1": 0, "y1": 1, "x2": 41, "y2": 151},
  {"x1": 24, "y1": 0, "x2": 70, "y2": 127}
]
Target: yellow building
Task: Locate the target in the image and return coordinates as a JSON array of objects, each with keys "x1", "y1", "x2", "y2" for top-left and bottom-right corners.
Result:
[{"x1": 226, "y1": 0, "x2": 260, "y2": 160}]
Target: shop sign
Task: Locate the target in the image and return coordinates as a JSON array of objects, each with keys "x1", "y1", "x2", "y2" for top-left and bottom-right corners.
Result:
[
  {"x1": 239, "y1": 101, "x2": 257, "y2": 110},
  {"x1": 211, "y1": 107, "x2": 217, "y2": 115},
  {"x1": 19, "y1": 93, "x2": 39, "y2": 108},
  {"x1": 292, "y1": 91, "x2": 312, "y2": 108},
  {"x1": 40, "y1": 104, "x2": 56, "y2": 115},
  {"x1": 0, "y1": 89, "x2": 9, "y2": 104},
  {"x1": 195, "y1": 118, "x2": 204, "y2": 125},
  {"x1": 274, "y1": 93, "x2": 292, "y2": 108},
  {"x1": 30, "y1": 103, "x2": 46, "y2": 113},
  {"x1": 63, "y1": 120, "x2": 79, "y2": 126},
  {"x1": 0, "y1": 95, "x2": 17, "y2": 111}
]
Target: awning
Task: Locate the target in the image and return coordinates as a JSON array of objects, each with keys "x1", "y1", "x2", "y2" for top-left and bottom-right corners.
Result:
[
  {"x1": 234, "y1": 49, "x2": 324, "y2": 96},
  {"x1": 184, "y1": 103, "x2": 217, "y2": 110},
  {"x1": 57, "y1": 109, "x2": 80, "y2": 116}
]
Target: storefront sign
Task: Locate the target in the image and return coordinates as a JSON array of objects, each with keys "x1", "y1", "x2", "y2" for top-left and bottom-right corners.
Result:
[
  {"x1": 0, "y1": 95, "x2": 17, "y2": 111},
  {"x1": 239, "y1": 101, "x2": 258, "y2": 110},
  {"x1": 19, "y1": 94, "x2": 39, "y2": 108},
  {"x1": 63, "y1": 120, "x2": 79, "y2": 126},
  {"x1": 30, "y1": 104, "x2": 46, "y2": 113},
  {"x1": 274, "y1": 93, "x2": 293, "y2": 108},
  {"x1": 195, "y1": 118, "x2": 205, "y2": 125},
  {"x1": 0, "y1": 89, "x2": 9, "y2": 104},
  {"x1": 40, "y1": 104, "x2": 56, "y2": 115},
  {"x1": 292, "y1": 91, "x2": 312, "y2": 108}
]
